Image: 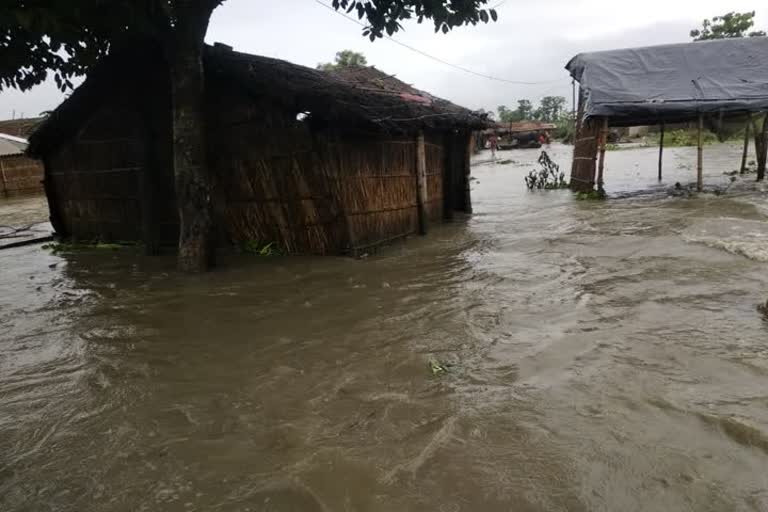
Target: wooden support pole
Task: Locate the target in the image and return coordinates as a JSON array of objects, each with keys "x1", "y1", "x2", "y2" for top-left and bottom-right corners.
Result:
[
  {"x1": 758, "y1": 113, "x2": 768, "y2": 181},
  {"x1": 463, "y1": 131, "x2": 473, "y2": 214},
  {"x1": 740, "y1": 118, "x2": 751, "y2": 174},
  {"x1": 596, "y1": 117, "x2": 608, "y2": 191},
  {"x1": 0, "y1": 158, "x2": 7, "y2": 197},
  {"x1": 658, "y1": 122, "x2": 665, "y2": 181},
  {"x1": 697, "y1": 113, "x2": 704, "y2": 191},
  {"x1": 416, "y1": 130, "x2": 428, "y2": 235}
]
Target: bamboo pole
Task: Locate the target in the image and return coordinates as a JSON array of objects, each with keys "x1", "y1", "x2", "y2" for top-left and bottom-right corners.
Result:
[
  {"x1": 697, "y1": 113, "x2": 704, "y2": 191},
  {"x1": 416, "y1": 130, "x2": 428, "y2": 235},
  {"x1": 658, "y1": 122, "x2": 665, "y2": 181},
  {"x1": 463, "y1": 131, "x2": 473, "y2": 214},
  {"x1": 740, "y1": 118, "x2": 751, "y2": 174},
  {"x1": 759, "y1": 112, "x2": 768, "y2": 181},
  {"x1": 0, "y1": 158, "x2": 7, "y2": 197},
  {"x1": 571, "y1": 80, "x2": 577, "y2": 143},
  {"x1": 596, "y1": 117, "x2": 608, "y2": 191}
]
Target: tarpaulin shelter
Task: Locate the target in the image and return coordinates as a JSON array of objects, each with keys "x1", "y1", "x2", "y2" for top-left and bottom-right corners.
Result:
[{"x1": 566, "y1": 37, "x2": 768, "y2": 191}]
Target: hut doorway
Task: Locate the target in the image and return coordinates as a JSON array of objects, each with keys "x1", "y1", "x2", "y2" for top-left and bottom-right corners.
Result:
[{"x1": 442, "y1": 131, "x2": 471, "y2": 218}]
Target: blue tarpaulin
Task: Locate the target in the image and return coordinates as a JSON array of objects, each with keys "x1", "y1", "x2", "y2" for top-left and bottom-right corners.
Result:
[{"x1": 566, "y1": 37, "x2": 768, "y2": 126}]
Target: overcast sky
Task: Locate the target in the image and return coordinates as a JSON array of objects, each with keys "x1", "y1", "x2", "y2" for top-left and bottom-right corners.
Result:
[{"x1": 1, "y1": 0, "x2": 766, "y2": 120}]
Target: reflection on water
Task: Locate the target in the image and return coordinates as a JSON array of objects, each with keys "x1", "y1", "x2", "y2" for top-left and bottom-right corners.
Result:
[{"x1": 1, "y1": 143, "x2": 767, "y2": 511}]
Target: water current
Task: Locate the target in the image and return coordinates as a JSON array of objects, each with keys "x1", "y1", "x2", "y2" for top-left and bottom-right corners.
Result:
[{"x1": 1, "y1": 143, "x2": 767, "y2": 511}]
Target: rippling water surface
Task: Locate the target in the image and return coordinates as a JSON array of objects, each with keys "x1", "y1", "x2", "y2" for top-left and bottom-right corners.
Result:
[{"x1": 1, "y1": 143, "x2": 767, "y2": 511}]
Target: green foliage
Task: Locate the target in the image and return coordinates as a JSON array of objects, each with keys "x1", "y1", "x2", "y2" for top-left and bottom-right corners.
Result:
[
  {"x1": 525, "y1": 151, "x2": 568, "y2": 190},
  {"x1": 498, "y1": 99, "x2": 534, "y2": 123},
  {"x1": 240, "y1": 240, "x2": 281, "y2": 256},
  {"x1": 575, "y1": 189, "x2": 606, "y2": 200},
  {"x1": 646, "y1": 129, "x2": 719, "y2": 147},
  {"x1": 498, "y1": 97, "x2": 568, "y2": 124},
  {"x1": 535, "y1": 96, "x2": 567, "y2": 123},
  {"x1": 2, "y1": 1, "x2": 497, "y2": 93},
  {"x1": 428, "y1": 359, "x2": 451, "y2": 376},
  {"x1": 332, "y1": 0, "x2": 498, "y2": 40},
  {"x1": 42, "y1": 240, "x2": 136, "y2": 253},
  {"x1": 691, "y1": 11, "x2": 765, "y2": 40},
  {"x1": 0, "y1": 1, "x2": 226, "y2": 92},
  {"x1": 317, "y1": 50, "x2": 368, "y2": 71}
]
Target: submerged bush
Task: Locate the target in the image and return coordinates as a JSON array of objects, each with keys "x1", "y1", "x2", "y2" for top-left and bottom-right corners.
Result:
[
  {"x1": 42, "y1": 240, "x2": 136, "y2": 253},
  {"x1": 525, "y1": 151, "x2": 568, "y2": 190},
  {"x1": 574, "y1": 189, "x2": 606, "y2": 200},
  {"x1": 240, "y1": 240, "x2": 281, "y2": 256}
]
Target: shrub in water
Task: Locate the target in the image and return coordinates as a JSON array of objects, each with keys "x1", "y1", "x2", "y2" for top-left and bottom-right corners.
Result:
[{"x1": 525, "y1": 151, "x2": 568, "y2": 190}]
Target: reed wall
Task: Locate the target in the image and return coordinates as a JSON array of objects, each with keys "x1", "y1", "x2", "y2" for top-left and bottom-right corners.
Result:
[
  {"x1": 45, "y1": 84, "x2": 470, "y2": 254},
  {"x1": 0, "y1": 155, "x2": 44, "y2": 196}
]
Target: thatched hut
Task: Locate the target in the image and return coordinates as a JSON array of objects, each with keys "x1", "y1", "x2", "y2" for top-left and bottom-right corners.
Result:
[{"x1": 28, "y1": 42, "x2": 487, "y2": 255}]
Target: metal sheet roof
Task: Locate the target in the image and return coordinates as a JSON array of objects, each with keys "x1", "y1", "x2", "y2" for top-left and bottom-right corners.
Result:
[{"x1": 0, "y1": 133, "x2": 28, "y2": 157}]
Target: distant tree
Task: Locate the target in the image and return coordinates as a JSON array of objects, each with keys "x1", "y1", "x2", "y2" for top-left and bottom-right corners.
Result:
[
  {"x1": 535, "y1": 96, "x2": 567, "y2": 123},
  {"x1": 498, "y1": 100, "x2": 535, "y2": 123},
  {"x1": 317, "y1": 50, "x2": 368, "y2": 71},
  {"x1": 690, "y1": 11, "x2": 766, "y2": 40},
  {"x1": 515, "y1": 99, "x2": 534, "y2": 121},
  {"x1": 2, "y1": 0, "x2": 498, "y2": 271},
  {"x1": 497, "y1": 105, "x2": 513, "y2": 123}
]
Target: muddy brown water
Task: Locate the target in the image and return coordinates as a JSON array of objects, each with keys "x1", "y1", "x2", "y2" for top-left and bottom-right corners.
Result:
[{"x1": 1, "y1": 143, "x2": 768, "y2": 511}]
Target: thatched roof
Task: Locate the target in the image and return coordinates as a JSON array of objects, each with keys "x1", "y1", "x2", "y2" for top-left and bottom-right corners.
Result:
[
  {"x1": 29, "y1": 43, "x2": 488, "y2": 157},
  {"x1": 208, "y1": 45, "x2": 489, "y2": 131}
]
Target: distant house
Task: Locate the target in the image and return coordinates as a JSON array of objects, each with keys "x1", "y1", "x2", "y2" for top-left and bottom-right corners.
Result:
[
  {"x1": 0, "y1": 117, "x2": 45, "y2": 138},
  {"x1": 0, "y1": 133, "x2": 44, "y2": 197},
  {"x1": 28, "y1": 43, "x2": 487, "y2": 254},
  {"x1": 481, "y1": 121, "x2": 556, "y2": 149}
]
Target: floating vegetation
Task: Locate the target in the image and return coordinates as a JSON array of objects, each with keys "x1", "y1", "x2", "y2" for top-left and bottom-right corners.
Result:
[
  {"x1": 240, "y1": 240, "x2": 281, "y2": 256},
  {"x1": 574, "y1": 189, "x2": 607, "y2": 201},
  {"x1": 429, "y1": 359, "x2": 451, "y2": 376},
  {"x1": 524, "y1": 151, "x2": 568, "y2": 190},
  {"x1": 41, "y1": 240, "x2": 136, "y2": 253}
]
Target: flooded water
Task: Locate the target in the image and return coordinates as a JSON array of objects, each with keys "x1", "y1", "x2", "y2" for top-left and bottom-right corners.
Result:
[{"x1": 1, "y1": 143, "x2": 767, "y2": 511}]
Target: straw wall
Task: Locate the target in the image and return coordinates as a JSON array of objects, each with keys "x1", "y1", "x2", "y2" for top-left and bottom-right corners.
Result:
[
  {"x1": 208, "y1": 88, "x2": 456, "y2": 255},
  {"x1": 0, "y1": 155, "x2": 44, "y2": 196},
  {"x1": 47, "y1": 83, "x2": 469, "y2": 254},
  {"x1": 47, "y1": 107, "x2": 146, "y2": 241}
]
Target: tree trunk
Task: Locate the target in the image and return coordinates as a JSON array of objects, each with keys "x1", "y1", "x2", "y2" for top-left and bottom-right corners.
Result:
[{"x1": 168, "y1": 6, "x2": 214, "y2": 272}]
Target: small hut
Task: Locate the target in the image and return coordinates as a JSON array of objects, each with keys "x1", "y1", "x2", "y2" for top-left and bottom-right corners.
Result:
[
  {"x1": 0, "y1": 133, "x2": 44, "y2": 197},
  {"x1": 567, "y1": 37, "x2": 768, "y2": 192},
  {"x1": 28, "y1": 42, "x2": 487, "y2": 255}
]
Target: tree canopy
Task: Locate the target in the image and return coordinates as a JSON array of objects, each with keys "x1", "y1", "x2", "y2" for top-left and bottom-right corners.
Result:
[
  {"x1": 317, "y1": 50, "x2": 368, "y2": 71},
  {"x1": 331, "y1": 0, "x2": 497, "y2": 40},
  {"x1": 690, "y1": 11, "x2": 766, "y2": 40},
  {"x1": 2, "y1": 0, "x2": 498, "y2": 93},
  {"x1": 497, "y1": 97, "x2": 566, "y2": 123}
]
